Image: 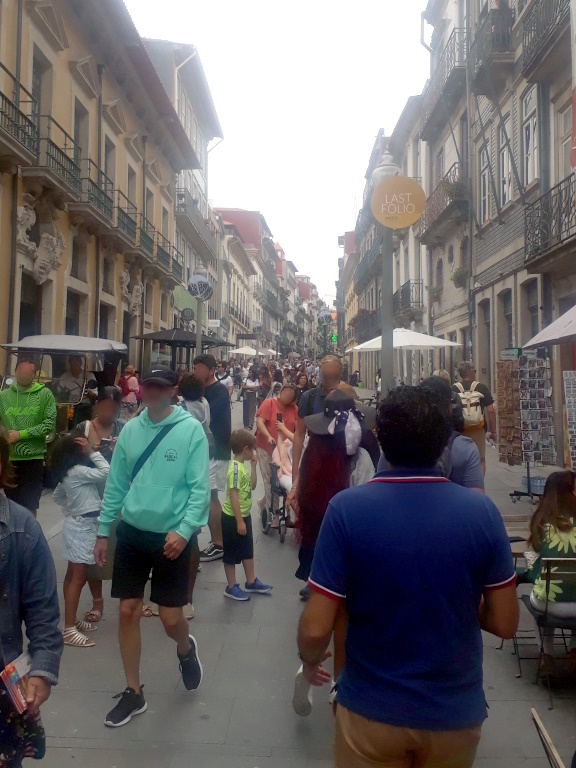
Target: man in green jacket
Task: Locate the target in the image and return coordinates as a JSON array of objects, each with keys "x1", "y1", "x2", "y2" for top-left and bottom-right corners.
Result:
[
  {"x1": 0, "y1": 357, "x2": 56, "y2": 516},
  {"x1": 94, "y1": 366, "x2": 209, "y2": 728}
]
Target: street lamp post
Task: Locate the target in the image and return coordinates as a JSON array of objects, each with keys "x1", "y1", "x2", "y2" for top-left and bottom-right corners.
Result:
[
  {"x1": 370, "y1": 153, "x2": 425, "y2": 398},
  {"x1": 318, "y1": 310, "x2": 332, "y2": 358},
  {"x1": 371, "y1": 153, "x2": 401, "y2": 398}
]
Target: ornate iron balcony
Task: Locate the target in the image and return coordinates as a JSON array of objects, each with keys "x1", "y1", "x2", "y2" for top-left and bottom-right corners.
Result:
[
  {"x1": 522, "y1": 0, "x2": 569, "y2": 79},
  {"x1": 393, "y1": 280, "x2": 425, "y2": 320},
  {"x1": 525, "y1": 173, "x2": 576, "y2": 262},
  {"x1": 420, "y1": 163, "x2": 469, "y2": 245},
  {"x1": 37, "y1": 115, "x2": 81, "y2": 193},
  {"x1": 0, "y1": 63, "x2": 37, "y2": 157},
  {"x1": 421, "y1": 28, "x2": 467, "y2": 141}
]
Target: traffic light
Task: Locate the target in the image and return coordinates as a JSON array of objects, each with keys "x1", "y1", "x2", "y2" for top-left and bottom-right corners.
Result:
[{"x1": 331, "y1": 333, "x2": 337, "y2": 343}]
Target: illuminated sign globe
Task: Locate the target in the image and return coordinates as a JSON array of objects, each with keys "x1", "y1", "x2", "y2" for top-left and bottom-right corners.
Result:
[
  {"x1": 318, "y1": 310, "x2": 332, "y2": 326},
  {"x1": 187, "y1": 273, "x2": 213, "y2": 302}
]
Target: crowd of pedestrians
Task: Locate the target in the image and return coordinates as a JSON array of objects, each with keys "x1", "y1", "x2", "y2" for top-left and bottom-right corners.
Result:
[{"x1": 2, "y1": 350, "x2": 575, "y2": 767}]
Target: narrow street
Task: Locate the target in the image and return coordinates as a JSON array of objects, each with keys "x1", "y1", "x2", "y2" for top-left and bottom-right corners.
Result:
[{"x1": 35, "y1": 399, "x2": 576, "y2": 768}]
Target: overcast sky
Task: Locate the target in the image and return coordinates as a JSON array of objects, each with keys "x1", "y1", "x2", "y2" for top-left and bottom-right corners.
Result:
[{"x1": 125, "y1": 0, "x2": 430, "y2": 304}]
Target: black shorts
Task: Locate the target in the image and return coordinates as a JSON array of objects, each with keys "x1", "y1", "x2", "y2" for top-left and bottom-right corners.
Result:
[
  {"x1": 111, "y1": 520, "x2": 195, "y2": 607},
  {"x1": 222, "y1": 513, "x2": 253, "y2": 565},
  {"x1": 6, "y1": 459, "x2": 44, "y2": 511}
]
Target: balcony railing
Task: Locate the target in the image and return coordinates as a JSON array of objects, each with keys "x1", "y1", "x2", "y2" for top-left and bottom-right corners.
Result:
[
  {"x1": 393, "y1": 280, "x2": 424, "y2": 318},
  {"x1": 421, "y1": 28, "x2": 467, "y2": 139},
  {"x1": 522, "y1": 0, "x2": 569, "y2": 77},
  {"x1": 37, "y1": 115, "x2": 81, "y2": 193},
  {"x1": 175, "y1": 187, "x2": 216, "y2": 258},
  {"x1": 0, "y1": 63, "x2": 38, "y2": 156},
  {"x1": 115, "y1": 190, "x2": 137, "y2": 242},
  {"x1": 81, "y1": 159, "x2": 114, "y2": 221},
  {"x1": 354, "y1": 238, "x2": 381, "y2": 293},
  {"x1": 354, "y1": 311, "x2": 380, "y2": 342},
  {"x1": 171, "y1": 247, "x2": 184, "y2": 282},
  {"x1": 420, "y1": 163, "x2": 469, "y2": 243},
  {"x1": 265, "y1": 290, "x2": 280, "y2": 315},
  {"x1": 156, "y1": 232, "x2": 171, "y2": 270},
  {"x1": 470, "y1": 7, "x2": 515, "y2": 87},
  {"x1": 525, "y1": 173, "x2": 576, "y2": 262},
  {"x1": 139, "y1": 217, "x2": 155, "y2": 259}
]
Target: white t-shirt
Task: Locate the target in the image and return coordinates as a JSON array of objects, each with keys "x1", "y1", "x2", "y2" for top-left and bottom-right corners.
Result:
[
  {"x1": 217, "y1": 374, "x2": 233, "y2": 391},
  {"x1": 241, "y1": 367, "x2": 249, "y2": 382},
  {"x1": 244, "y1": 378, "x2": 259, "y2": 392}
]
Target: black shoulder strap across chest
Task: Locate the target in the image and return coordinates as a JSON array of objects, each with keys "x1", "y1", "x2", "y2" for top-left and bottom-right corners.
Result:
[{"x1": 131, "y1": 423, "x2": 177, "y2": 483}]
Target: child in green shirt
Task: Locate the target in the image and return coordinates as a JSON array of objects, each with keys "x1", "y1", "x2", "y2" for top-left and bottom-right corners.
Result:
[{"x1": 222, "y1": 430, "x2": 273, "y2": 601}]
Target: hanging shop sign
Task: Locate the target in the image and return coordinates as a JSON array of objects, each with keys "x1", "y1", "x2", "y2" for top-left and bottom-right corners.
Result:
[{"x1": 371, "y1": 176, "x2": 426, "y2": 230}]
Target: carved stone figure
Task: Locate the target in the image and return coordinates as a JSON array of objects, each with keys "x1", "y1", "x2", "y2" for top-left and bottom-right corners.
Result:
[
  {"x1": 16, "y1": 193, "x2": 37, "y2": 257},
  {"x1": 119, "y1": 267, "x2": 131, "y2": 302},
  {"x1": 33, "y1": 231, "x2": 65, "y2": 285},
  {"x1": 130, "y1": 281, "x2": 144, "y2": 316}
]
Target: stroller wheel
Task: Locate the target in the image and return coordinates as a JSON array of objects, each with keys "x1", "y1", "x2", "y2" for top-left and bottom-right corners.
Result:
[
  {"x1": 261, "y1": 505, "x2": 272, "y2": 535},
  {"x1": 279, "y1": 520, "x2": 287, "y2": 543}
]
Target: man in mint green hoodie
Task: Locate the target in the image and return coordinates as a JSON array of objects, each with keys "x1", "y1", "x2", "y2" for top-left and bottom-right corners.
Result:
[
  {"x1": 0, "y1": 357, "x2": 56, "y2": 515},
  {"x1": 94, "y1": 366, "x2": 209, "y2": 728}
]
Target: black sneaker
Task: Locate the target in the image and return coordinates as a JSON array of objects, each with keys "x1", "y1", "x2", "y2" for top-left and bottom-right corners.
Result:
[
  {"x1": 104, "y1": 686, "x2": 147, "y2": 727},
  {"x1": 178, "y1": 635, "x2": 203, "y2": 691},
  {"x1": 200, "y1": 542, "x2": 224, "y2": 562}
]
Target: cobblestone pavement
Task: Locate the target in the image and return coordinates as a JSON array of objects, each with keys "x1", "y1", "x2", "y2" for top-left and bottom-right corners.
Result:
[{"x1": 35, "y1": 398, "x2": 575, "y2": 767}]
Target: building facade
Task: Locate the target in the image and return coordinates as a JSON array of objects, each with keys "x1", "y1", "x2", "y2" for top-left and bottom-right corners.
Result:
[
  {"x1": 0, "y1": 0, "x2": 208, "y2": 372},
  {"x1": 340, "y1": 0, "x2": 573, "y2": 458}
]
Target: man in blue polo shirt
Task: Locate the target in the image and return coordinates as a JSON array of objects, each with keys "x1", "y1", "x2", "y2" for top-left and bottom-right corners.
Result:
[{"x1": 298, "y1": 386, "x2": 518, "y2": 768}]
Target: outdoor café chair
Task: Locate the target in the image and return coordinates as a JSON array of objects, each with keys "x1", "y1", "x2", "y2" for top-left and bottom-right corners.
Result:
[{"x1": 521, "y1": 558, "x2": 576, "y2": 709}]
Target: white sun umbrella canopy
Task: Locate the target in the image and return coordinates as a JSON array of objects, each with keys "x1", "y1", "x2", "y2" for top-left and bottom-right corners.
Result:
[
  {"x1": 229, "y1": 346, "x2": 257, "y2": 356},
  {"x1": 523, "y1": 304, "x2": 576, "y2": 348},
  {"x1": 352, "y1": 328, "x2": 462, "y2": 352}
]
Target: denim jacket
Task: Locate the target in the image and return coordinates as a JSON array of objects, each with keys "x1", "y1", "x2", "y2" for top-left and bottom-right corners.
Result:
[{"x1": 0, "y1": 490, "x2": 62, "y2": 685}]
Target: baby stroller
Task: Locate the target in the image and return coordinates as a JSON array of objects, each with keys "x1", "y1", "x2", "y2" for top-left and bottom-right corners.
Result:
[{"x1": 261, "y1": 463, "x2": 290, "y2": 543}]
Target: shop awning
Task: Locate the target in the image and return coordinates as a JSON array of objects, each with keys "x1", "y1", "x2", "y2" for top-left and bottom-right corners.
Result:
[{"x1": 524, "y1": 305, "x2": 576, "y2": 348}]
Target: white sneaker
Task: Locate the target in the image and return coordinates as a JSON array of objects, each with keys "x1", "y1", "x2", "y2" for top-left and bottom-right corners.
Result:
[
  {"x1": 328, "y1": 678, "x2": 337, "y2": 705},
  {"x1": 292, "y1": 665, "x2": 313, "y2": 717},
  {"x1": 183, "y1": 603, "x2": 195, "y2": 620}
]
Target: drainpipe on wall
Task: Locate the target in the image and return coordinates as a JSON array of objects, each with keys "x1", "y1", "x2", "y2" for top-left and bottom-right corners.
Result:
[
  {"x1": 537, "y1": 83, "x2": 553, "y2": 328},
  {"x1": 7, "y1": 0, "x2": 24, "y2": 344},
  {"x1": 139, "y1": 136, "x2": 148, "y2": 370},
  {"x1": 93, "y1": 64, "x2": 104, "y2": 337}
]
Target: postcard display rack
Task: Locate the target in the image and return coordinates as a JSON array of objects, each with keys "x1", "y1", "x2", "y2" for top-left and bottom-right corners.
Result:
[
  {"x1": 496, "y1": 353, "x2": 556, "y2": 503},
  {"x1": 563, "y1": 371, "x2": 576, "y2": 470}
]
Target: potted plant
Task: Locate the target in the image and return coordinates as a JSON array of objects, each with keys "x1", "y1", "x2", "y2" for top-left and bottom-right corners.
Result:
[
  {"x1": 450, "y1": 267, "x2": 468, "y2": 289},
  {"x1": 425, "y1": 285, "x2": 441, "y2": 302},
  {"x1": 440, "y1": 178, "x2": 468, "y2": 200}
]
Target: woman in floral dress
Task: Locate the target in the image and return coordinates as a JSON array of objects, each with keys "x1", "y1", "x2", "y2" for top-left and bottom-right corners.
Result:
[{"x1": 528, "y1": 471, "x2": 576, "y2": 661}]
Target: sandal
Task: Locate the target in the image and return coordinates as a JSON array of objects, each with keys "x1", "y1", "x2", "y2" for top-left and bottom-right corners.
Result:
[
  {"x1": 84, "y1": 608, "x2": 102, "y2": 622},
  {"x1": 63, "y1": 627, "x2": 95, "y2": 648},
  {"x1": 141, "y1": 604, "x2": 154, "y2": 618},
  {"x1": 75, "y1": 619, "x2": 98, "y2": 633}
]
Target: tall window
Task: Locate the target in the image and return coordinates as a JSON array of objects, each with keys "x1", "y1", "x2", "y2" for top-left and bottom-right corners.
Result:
[
  {"x1": 522, "y1": 87, "x2": 538, "y2": 185},
  {"x1": 435, "y1": 147, "x2": 445, "y2": 185},
  {"x1": 436, "y1": 258, "x2": 444, "y2": 289},
  {"x1": 479, "y1": 145, "x2": 491, "y2": 224},
  {"x1": 104, "y1": 137, "x2": 116, "y2": 182},
  {"x1": 499, "y1": 118, "x2": 512, "y2": 205},
  {"x1": 559, "y1": 104, "x2": 572, "y2": 181},
  {"x1": 127, "y1": 164, "x2": 136, "y2": 204}
]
